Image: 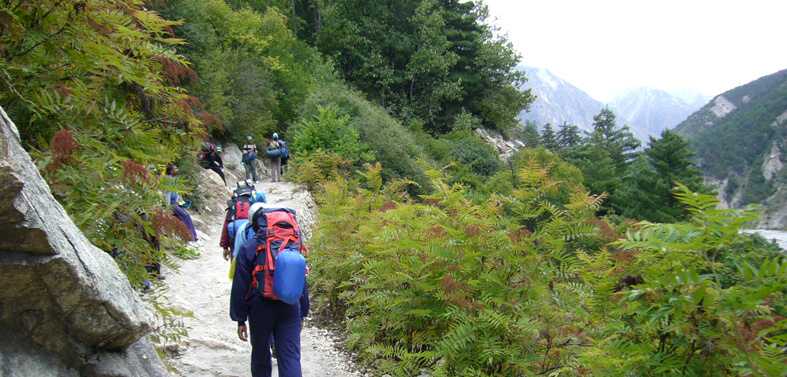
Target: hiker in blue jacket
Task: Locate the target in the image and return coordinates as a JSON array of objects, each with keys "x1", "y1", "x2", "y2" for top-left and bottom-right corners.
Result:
[{"x1": 230, "y1": 211, "x2": 309, "y2": 377}]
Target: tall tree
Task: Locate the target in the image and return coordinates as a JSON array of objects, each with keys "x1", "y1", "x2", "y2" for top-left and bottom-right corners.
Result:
[
  {"x1": 617, "y1": 130, "x2": 715, "y2": 222},
  {"x1": 587, "y1": 108, "x2": 640, "y2": 170},
  {"x1": 314, "y1": 0, "x2": 531, "y2": 133},
  {"x1": 556, "y1": 122, "x2": 582, "y2": 148},
  {"x1": 159, "y1": 0, "x2": 316, "y2": 142},
  {"x1": 521, "y1": 121, "x2": 541, "y2": 148},
  {"x1": 560, "y1": 109, "x2": 639, "y2": 214},
  {"x1": 540, "y1": 123, "x2": 558, "y2": 151}
]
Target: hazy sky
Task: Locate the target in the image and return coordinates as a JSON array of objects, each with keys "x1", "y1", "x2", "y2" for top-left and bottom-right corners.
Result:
[{"x1": 481, "y1": 0, "x2": 787, "y2": 102}]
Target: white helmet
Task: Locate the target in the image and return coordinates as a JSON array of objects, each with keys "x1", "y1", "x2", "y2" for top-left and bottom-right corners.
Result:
[{"x1": 249, "y1": 202, "x2": 265, "y2": 220}]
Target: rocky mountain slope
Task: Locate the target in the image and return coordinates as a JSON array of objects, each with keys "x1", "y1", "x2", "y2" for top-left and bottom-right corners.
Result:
[
  {"x1": 674, "y1": 68, "x2": 787, "y2": 228},
  {"x1": 608, "y1": 87, "x2": 710, "y2": 135},
  {"x1": 516, "y1": 66, "x2": 605, "y2": 133},
  {"x1": 516, "y1": 67, "x2": 654, "y2": 143}
]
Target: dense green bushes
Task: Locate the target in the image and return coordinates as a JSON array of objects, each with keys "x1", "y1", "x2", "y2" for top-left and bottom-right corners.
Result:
[
  {"x1": 309, "y1": 162, "x2": 787, "y2": 376},
  {"x1": 158, "y1": 0, "x2": 318, "y2": 143},
  {"x1": 2, "y1": 0, "x2": 204, "y2": 286},
  {"x1": 295, "y1": 82, "x2": 433, "y2": 194}
]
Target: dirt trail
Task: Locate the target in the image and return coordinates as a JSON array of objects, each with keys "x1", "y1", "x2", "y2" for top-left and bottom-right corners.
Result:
[{"x1": 160, "y1": 168, "x2": 362, "y2": 377}]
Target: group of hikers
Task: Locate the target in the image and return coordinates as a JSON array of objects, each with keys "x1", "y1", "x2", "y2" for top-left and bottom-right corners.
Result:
[
  {"x1": 239, "y1": 133, "x2": 289, "y2": 183},
  {"x1": 163, "y1": 133, "x2": 305, "y2": 377},
  {"x1": 197, "y1": 133, "x2": 289, "y2": 187}
]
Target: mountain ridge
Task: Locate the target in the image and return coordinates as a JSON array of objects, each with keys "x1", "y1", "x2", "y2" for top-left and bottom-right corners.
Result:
[
  {"x1": 674, "y1": 68, "x2": 787, "y2": 228},
  {"x1": 608, "y1": 86, "x2": 710, "y2": 135},
  {"x1": 516, "y1": 66, "x2": 707, "y2": 142},
  {"x1": 516, "y1": 66, "x2": 605, "y2": 133}
]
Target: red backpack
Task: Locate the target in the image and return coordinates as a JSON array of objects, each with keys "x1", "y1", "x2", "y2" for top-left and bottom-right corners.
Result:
[
  {"x1": 198, "y1": 142, "x2": 217, "y2": 168},
  {"x1": 249, "y1": 208, "x2": 308, "y2": 303},
  {"x1": 226, "y1": 182, "x2": 255, "y2": 239}
]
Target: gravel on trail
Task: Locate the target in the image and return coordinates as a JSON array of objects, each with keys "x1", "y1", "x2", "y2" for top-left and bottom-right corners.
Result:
[{"x1": 158, "y1": 167, "x2": 364, "y2": 377}]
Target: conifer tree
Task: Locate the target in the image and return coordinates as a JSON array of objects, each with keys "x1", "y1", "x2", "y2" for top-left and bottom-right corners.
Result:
[
  {"x1": 556, "y1": 122, "x2": 582, "y2": 148},
  {"x1": 522, "y1": 121, "x2": 541, "y2": 148},
  {"x1": 617, "y1": 130, "x2": 715, "y2": 222},
  {"x1": 540, "y1": 123, "x2": 558, "y2": 151},
  {"x1": 588, "y1": 108, "x2": 640, "y2": 170},
  {"x1": 314, "y1": 0, "x2": 530, "y2": 132},
  {"x1": 559, "y1": 109, "x2": 639, "y2": 214}
]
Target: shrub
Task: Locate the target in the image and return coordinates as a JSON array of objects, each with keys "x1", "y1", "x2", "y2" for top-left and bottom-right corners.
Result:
[
  {"x1": 310, "y1": 163, "x2": 787, "y2": 376},
  {"x1": 291, "y1": 106, "x2": 374, "y2": 165},
  {"x1": 297, "y1": 82, "x2": 433, "y2": 195}
]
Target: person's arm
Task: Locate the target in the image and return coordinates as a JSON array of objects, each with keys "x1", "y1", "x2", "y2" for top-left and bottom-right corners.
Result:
[
  {"x1": 300, "y1": 279, "x2": 310, "y2": 319},
  {"x1": 219, "y1": 210, "x2": 233, "y2": 259},
  {"x1": 162, "y1": 188, "x2": 173, "y2": 206},
  {"x1": 230, "y1": 238, "x2": 258, "y2": 330}
]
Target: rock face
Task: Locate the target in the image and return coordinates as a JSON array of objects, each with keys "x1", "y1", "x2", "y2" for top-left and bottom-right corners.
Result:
[
  {"x1": 516, "y1": 66, "x2": 605, "y2": 133},
  {"x1": 473, "y1": 128, "x2": 525, "y2": 162},
  {"x1": 0, "y1": 107, "x2": 166, "y2": 376}
]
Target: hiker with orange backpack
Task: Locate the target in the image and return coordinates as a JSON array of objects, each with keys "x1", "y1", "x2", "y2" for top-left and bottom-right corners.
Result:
[{"x1": 230, "y1": 207, "x2": 309, "y2": 377}]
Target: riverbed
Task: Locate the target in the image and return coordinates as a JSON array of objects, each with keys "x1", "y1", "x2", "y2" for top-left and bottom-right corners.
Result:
[{"x1": 742, "y1": 229, "x2": 787, "y2": 252}]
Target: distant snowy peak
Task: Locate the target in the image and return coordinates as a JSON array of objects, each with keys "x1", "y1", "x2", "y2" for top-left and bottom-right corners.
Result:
[
  {"x1": 516, "y1": 66, "x2": 604, "y2": 133},
  {"x1": 514, "y1": 66, "x2": 708, "y2": 142},
  {"x1": 531, "y1": 67, "x2": 566, "y2": 90},
  {"x1": 608, "y1": 87, "x2": 711, "y2": 135}
]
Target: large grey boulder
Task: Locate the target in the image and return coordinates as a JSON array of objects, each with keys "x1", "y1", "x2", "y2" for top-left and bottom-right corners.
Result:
[
  {"x1": 0, "y1": 106, "x2": 166, "y2": 376},
  {"x1": 220, "y1": 142, "x2": 242, "y2": 168},
  {"x1": 473, "y1": 128, "x2": 525, "y2": 162},
  {"x1": 221, "y1": 142, "x2": 270, "y2": 182}
]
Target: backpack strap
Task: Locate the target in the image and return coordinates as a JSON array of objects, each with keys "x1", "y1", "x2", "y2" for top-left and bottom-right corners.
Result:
[{"x1": 248, "y1": 244, "x2": 268, "y2": 299}]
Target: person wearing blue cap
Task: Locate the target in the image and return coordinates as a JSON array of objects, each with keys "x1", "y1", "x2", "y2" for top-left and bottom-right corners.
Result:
[{"x1": 242, "y1": 136, "x2": 258, "y2": 183}]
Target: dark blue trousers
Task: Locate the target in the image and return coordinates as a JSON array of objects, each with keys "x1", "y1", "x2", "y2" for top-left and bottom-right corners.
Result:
[
  {"x1": 171, "y1": 204, "x2": 198, "y2": 241},
  {"x1": 248, "y1": 296, "x2": 302, "y2": 377}
]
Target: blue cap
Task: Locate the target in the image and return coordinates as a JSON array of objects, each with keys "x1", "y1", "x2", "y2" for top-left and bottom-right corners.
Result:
[
  {"x1": 247, "y1": 135, "x2": 253, "y2": 140},
  {"x1": 273, "y1": 133, "x2": 279, "y2": 139},
  {"x1": 251, "y1": 191, "x2": 267, "y2": 203}
]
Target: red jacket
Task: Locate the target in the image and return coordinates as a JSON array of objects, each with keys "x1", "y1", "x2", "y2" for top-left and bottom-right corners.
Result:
[{"x1": 219, "y1": 210, "x2": 233, "y2": 249}]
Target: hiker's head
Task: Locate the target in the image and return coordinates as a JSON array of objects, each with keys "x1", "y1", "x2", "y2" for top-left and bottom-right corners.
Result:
[
  {"x1": 216, "y1": 146, "x2": 223, "y2": 154},
  {"x1": 247, "y1": 135, "x2": 253, "y2": 143},
  {"x1": 166, "y1": 163, "x2": 179, "y2": 176},
  {"x1": 251, "y1": 203, "x2": 267, "y2": 233},
  {"x1": 273, "y1": 133, "x2": 279, "y2": 140},
  {"x1": 251, "y1": 191, "x2": 266, "y2": 203}
]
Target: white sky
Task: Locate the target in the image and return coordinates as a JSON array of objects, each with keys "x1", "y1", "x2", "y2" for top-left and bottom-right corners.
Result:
[{"x1": 481, "y1": 0, "x2": 787, "y2": 102}]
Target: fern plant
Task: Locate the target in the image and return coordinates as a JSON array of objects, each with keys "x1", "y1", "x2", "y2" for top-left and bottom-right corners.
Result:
[
  {"x1": 311, "y1": 159, "x2": 610, "y2": 376},
  {"x1": 577, "y1": 184, "x2": 787, "y2": 376}
]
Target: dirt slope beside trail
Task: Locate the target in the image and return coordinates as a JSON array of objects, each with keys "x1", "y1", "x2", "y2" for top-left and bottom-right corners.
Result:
[{"x1": 161, "y1": 168, "x2": 362, "y2": 377}]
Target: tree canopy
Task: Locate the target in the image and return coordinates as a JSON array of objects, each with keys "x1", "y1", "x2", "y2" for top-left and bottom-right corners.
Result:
[{"x1": 314, "y1": 0, "x2": 532, "y2": 133}]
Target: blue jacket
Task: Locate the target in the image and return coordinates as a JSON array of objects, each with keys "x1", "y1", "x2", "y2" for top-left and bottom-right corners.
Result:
[{"x1": 230, "y1": 236, "x2": 310, "y2": 326}]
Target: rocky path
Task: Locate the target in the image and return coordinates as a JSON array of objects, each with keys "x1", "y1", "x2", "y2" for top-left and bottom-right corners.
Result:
[{"x1": 160, "y1": 167, "x2": 362, "y2": 377}]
